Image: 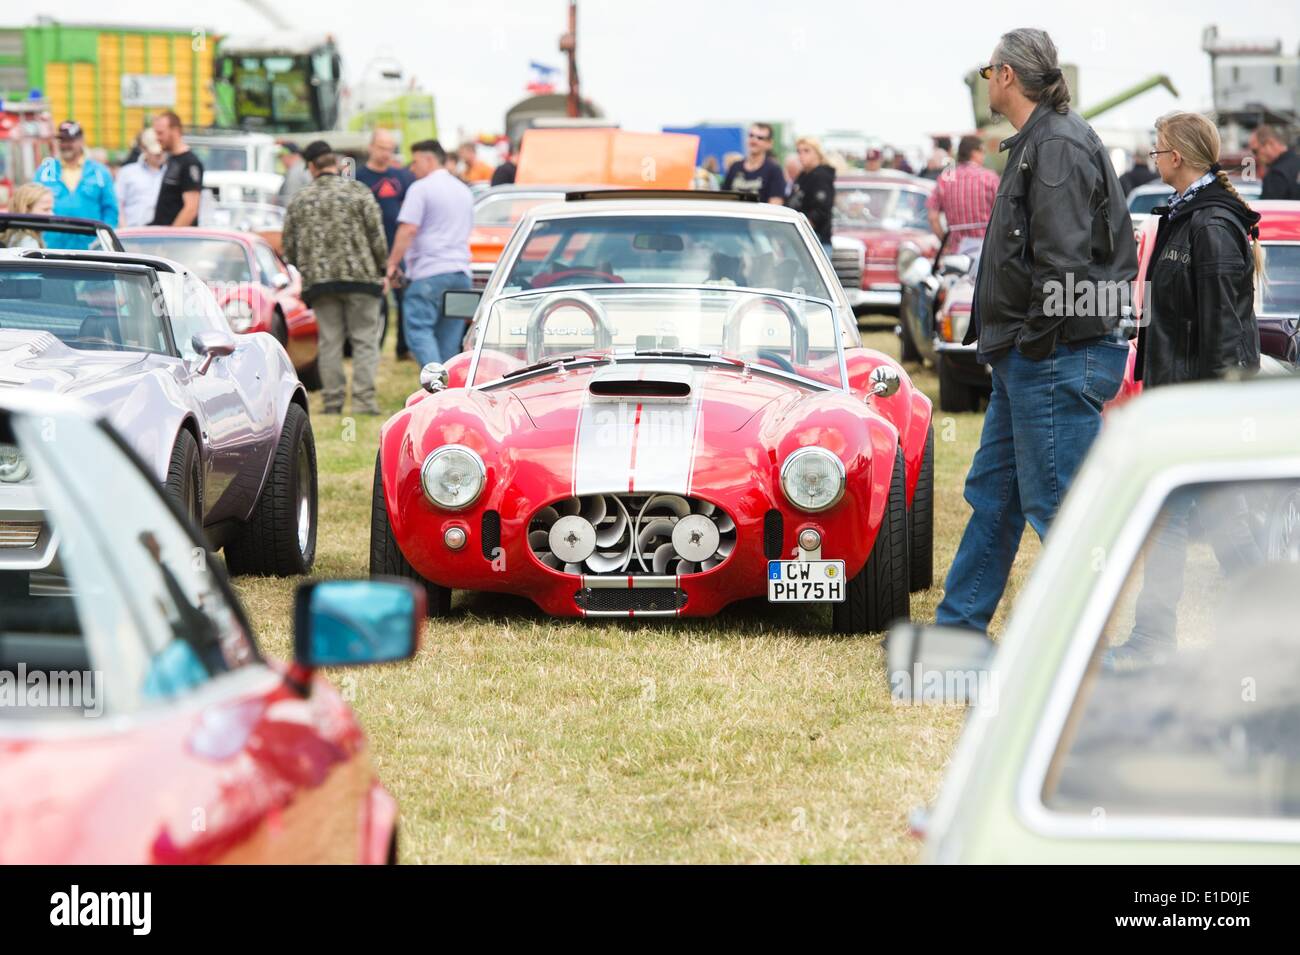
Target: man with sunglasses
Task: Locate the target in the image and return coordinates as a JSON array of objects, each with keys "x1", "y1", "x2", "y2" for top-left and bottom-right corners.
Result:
[{"x1": 723, "y1": 123, "x2": 785, "y2": 204}]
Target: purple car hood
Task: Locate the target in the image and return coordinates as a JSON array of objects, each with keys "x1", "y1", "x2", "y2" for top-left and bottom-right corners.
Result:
[{"x1": 0, "y1": 330, "x2": 152, "y2": 398}]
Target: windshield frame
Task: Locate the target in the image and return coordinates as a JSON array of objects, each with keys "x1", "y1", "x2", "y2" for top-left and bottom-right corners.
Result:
[
  {"x1": 467, "y1": 282, "x2": 848, "y2": 392},
  {"x1": 1259, "y1": 240, "x2": 1300, "y2": 318}
]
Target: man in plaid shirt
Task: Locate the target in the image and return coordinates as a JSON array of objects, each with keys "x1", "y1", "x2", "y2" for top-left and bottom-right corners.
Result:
[{"x1": 927, "y1": 134, "x2": 1000, "y2": 259}]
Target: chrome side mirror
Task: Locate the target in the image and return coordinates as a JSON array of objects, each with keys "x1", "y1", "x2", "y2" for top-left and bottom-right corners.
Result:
[
  {"x1": 192, "y1": 330, "x2": 237, "y2": 375},
  {"x1": 868, "y1": 365, "x2": 901, "y2": 399},
  {"x1": 420, "y1": 362, "x2": 449, "y2": 393}
]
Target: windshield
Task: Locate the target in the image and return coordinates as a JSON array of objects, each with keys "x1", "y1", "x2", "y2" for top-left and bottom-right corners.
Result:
[
  {"x1": 834, "y1": 186, "x2": 929, "y2": 230},
  {"x1": 190, "y1": 143, "x2": 249, "y2": 173},
  {"x1": 1260, "y1": 244, "x2": 1300, "y2": 316},
  {"x1": 121, "y1": 236, "x2": 254, "y2": 284},
  {"x1": 474, "y1": 194, "x2": 558, "y2": 228},
  {"x1": 470, "y1": 286, "x2": 845, "y2": 389},
  {"x1": 501, "y1": 213, "x2": 832, "y2": 299},
  {"x1": 0, "y1": 264, "x2": 168, "y2": 353}
]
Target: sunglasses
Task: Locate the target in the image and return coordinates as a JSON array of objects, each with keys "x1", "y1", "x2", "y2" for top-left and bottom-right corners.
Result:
[
  {"x1": 978, "y1": 63, "x2": 1003, "y2": 80},
  {"x1": 748, "y1": 132, "x2": 771, "y2": 142}
]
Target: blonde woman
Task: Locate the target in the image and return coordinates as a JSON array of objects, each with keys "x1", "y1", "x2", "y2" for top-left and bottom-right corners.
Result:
[
  {"x1": 1109, "y1": 110, "x2": 1263, "y2": 670},
  {"x1": 2, "y1": 183, "x2": 54, "y2": 249},
  {"x1": 787, "y1": 136, "x2": 836, "y2": 257}
]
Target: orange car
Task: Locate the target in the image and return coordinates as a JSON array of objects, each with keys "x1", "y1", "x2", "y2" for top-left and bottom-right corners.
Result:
[{"x1": 470, "y1": 184, "x2": 599, "y2": 288}]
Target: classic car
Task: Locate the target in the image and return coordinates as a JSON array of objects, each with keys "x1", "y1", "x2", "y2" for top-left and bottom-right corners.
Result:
[
  {"x1": 0, "y1": 389, "x2": 419, "y2": 864},
  {"x1": 0, "y1": 212, "x2": 123, "y2": 253},
  {"x1": 1126, "y1": 177, "x2": 1262, "y2": 235},
  {"x1": 0, "y1": 246, "x2": 318, "y2": 579},
  {"x1": 888, "y1": 375, "x2": 1300, "y2": 861},
  {"x1": 832, "y1": 171, "x2": 937, "y2": 317},
  {"x1": 1252, "y1": 200, "x2": 1300, "y2": 365},
  {"x1": 120, "y1": 226, "x2": 321, "y2": 388},
  {"x1": 371, "y1": 191, "x2": 935, "y2": 634}
]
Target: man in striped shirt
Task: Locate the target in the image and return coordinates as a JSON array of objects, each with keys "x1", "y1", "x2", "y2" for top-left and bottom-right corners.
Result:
[{"x1": 927, "y1": 134, "x2": 1000, "y2": 259}]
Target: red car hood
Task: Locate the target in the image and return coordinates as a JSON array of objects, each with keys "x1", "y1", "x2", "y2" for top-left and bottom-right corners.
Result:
[{"x1": 837, "y1": 226, "x2": 931, "y2": 259}]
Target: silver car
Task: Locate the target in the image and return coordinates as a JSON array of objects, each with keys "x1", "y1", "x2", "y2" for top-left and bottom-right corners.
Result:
[{"x1": 0, "y1": 247, "x2": 317, "y2": 585}]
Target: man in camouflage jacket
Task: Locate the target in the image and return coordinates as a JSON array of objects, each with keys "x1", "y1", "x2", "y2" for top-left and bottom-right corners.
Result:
[{"x1": 282, "y1": 140, "x2": 389, "y2": 414}]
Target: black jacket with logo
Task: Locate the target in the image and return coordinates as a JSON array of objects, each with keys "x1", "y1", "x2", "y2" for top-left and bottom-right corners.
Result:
[
  {"x1": 1135, "y1": 180, "x2": 1260, "y2": 387},
  {"x1": 969, "y1": 103, "x2": 1138, "y2": 362}
]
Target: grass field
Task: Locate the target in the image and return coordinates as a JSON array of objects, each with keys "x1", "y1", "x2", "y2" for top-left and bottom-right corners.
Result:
[{"x1": 234, "y1": 318, "x2": 1041, "y2": 863}]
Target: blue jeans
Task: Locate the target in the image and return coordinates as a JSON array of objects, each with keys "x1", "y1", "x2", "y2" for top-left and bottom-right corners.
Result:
[
  {"x1": 404, "y1": 271, "x2": 471, "y2": 367},
  {"x1": 935, "y1": 337, "x2": 1130, "y2": 632}
]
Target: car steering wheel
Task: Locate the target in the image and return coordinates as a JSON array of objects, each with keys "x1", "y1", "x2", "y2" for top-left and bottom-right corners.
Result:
[
  {"x1": 529, "y1": 267, "x2": 623, "y2": 289},
  {"x1": 525, "y1": 290, "x2": 614, "y2": 364},
  {"x1": 755, "y1": 349, "x2": 799, "y2": 375},
  {"x1": 722, "y1": 295, "x2": 809, "y2": 365}
]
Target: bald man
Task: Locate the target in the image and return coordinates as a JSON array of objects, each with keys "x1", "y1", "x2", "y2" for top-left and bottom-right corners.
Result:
[{"x1": 356, "y1": 129, "x2": 416, "y2": 358}]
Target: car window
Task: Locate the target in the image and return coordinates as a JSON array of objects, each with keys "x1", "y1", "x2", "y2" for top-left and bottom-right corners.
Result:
[
  {"x1": 3, "y1": 411, "x2": 257, "y2": 718},
  {"x1": 161, "y1": 271, "x2": 231, "y2": 359},
  {"x1": 1042, "y1": 477, "x2": 1300, "y2": 820},
  {"x1": 1259, "y1": 244, "x2": 1300, "y2": 316},
  {"x1": 121, "y1": 236, "x2": 254, "y2": 285},
  {"x1": 474, "y1": 195, "x2": 554, "y2": 227},
  {"x1": 0, "y1": 263, "x2": 169, "y2": 354}
]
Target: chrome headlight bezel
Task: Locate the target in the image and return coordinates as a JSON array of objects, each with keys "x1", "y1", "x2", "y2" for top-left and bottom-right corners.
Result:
[
  {"x1": 779, "y1": 447, "x2": 846, "y2": 513},
  {"x1": 420, "y1": 445, "x2": 486, "y2": 511},
  {"x1": 0, "y1": 444, "x2": 30, "y2": 483}
]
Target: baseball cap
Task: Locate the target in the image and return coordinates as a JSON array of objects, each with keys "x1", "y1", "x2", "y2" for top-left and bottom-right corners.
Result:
[
  {"x1": 302, "y1": 140, "x2": 332, "y2": 164},
  {"x1": 57, "y1": 120, "x2": 83, "y2": 140},
  {"x1": 139, "y1": 128, "x2": 163, "y2": 156},
  {"x1": 281, "y1": 141, "x2": 301, "y2": 155}
]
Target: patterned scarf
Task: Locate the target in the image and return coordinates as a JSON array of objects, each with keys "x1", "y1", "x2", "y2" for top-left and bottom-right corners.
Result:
[{"x1": 1166, "y1": 170, "x2": 1215, "y2": 219}]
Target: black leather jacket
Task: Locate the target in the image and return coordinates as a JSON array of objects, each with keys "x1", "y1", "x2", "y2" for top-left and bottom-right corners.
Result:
[
  {"x1": 789, "y1": 164, "x2": 836, "y2": 243},
  {"x1": 969, "y1": 103, "x2": 1138, "y2": 362},
  {"x1": 1135, "y1": 180, "x2": 1261, "y2": 387}
]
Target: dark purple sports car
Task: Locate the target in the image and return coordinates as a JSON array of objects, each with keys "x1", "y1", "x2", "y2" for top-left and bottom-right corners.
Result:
[{"x1": 0, "y1": 245, "x2": 317, "y2": 585}]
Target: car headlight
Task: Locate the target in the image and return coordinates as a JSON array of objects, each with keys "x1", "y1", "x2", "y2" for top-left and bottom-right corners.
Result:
[
  {"x1": 421, "y1": 445, "x2": 486, "y2": 510},
  {"x1": 780, "y1": 447, "x2": 845, "y2": 512},
  {"x1": 223, "y1": 299, "x2": 256, "y2": 333},
  {"x1": 0, "y1": 444, "x2": 30, "y2": 483}
]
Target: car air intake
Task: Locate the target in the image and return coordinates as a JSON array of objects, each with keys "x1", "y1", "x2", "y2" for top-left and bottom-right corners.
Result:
[
  {"x1": 481, "y1": 510, "x2": 500, "y2": 560},
  {"x1": 763, "y1": 510, "x2": 783, "y2": 559},
  {"x1": 587, "y1": 363, "x2": 693, "y2": 399},
  {"x1": 575, "y1": 586, "x2": 687, "y2": 614}
]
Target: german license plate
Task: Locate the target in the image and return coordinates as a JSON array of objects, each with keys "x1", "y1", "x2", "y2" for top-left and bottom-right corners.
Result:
[{"x1": 767, "y1": 560, "x2": 846, "y2": 603}]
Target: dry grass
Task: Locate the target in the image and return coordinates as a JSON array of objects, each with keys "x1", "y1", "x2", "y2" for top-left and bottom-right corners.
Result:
[{"x1": 234, "y1": 318, "x2": 1039, "y2": 863}]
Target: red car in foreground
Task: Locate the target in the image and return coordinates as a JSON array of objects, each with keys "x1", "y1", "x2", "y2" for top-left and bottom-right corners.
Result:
[
  {"x1": 120, "y1": 227, "x2": 320, "y2": 389},
  {"x1": 833, "y1": 171, "x2": 937, "y2": 316},
  {"x1": 0, "y1": 391, "x2": 419, "y2": 863},
  {"x1": 371, "y1": 195, "x2": 934, "y2": 634}
]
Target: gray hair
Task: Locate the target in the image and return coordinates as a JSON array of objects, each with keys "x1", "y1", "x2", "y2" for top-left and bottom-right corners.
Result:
[{"x1": 994, "y1": 28, "x2": 1070, "y2": 114}]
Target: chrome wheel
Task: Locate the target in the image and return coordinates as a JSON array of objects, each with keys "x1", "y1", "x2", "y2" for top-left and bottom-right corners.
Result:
[{"x1": 296, "y1": 434, "x2": 313, "y2": 556}]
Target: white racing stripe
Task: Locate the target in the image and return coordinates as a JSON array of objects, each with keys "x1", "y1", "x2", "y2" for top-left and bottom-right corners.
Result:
[{"x1": 572, "y1": 368, "x2": 702, "y2": 496}]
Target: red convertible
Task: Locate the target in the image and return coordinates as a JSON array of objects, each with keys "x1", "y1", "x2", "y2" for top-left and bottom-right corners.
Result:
[
  {"x1": 0, "y1": 391, "x2": 419, "y2": 863},
  {"x1": 371, "y1": 193, "x2": 934, "y2": 634},
  {"x1": 120, "y1": 227, "x2": 321, "y2": 389}
]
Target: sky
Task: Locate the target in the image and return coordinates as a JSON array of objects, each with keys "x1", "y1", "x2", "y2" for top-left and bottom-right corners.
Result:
[{"x1": 24, "y1": 0, "x2": 1300, "y2": 149}]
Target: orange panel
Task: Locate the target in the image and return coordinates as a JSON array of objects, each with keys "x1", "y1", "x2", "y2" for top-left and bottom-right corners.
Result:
[{"x1": 516, "y1": 129, "x2": 700, "y2": 189}]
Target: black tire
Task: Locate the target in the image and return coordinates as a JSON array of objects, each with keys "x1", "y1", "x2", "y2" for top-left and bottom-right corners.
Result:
[
  {"x1": 908, "y1": 426, "x2": 935, "y2": 591},
  {"x1": 370, "y1": 452, "x2": 451, "y2": 616},
  {"x1": 832, "y1": 447, "x2": 910, "y2": 635},
  {"x1": 164, "y1": 427, "x2": 203, "y2": 530},
  {"x1": 897, "y1": 317, "x2": 922, "y2": 364},
  {"x1": 270, "y1": 310, "x2": 289, "y2": 347},
  {"x1": 938, "y1": 355, "x2": 980, "y2": 413},
  {"x1": 224, "y1": 403, "x2": 317, "y2": 576},
  {"x1": 298, "y1": 359, "x2": 322, "y2": 391}
]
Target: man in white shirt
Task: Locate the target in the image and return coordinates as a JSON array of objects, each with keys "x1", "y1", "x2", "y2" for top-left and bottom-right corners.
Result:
[
  {"x1": 116, "y1": 129, "x2": 167, "y2": 227},
  {"x1": 385, "y1": 139, "x2": 473, "y2": 367}
]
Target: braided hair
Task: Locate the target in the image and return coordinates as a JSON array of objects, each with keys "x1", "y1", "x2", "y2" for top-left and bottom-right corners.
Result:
[{"x1": 1155, "y1": 111, "x2": 1262, "y2": 277}]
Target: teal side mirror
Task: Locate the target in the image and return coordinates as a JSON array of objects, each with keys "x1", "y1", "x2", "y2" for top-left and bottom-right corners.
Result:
[{"x1": 293, "y1": 578, "x2": 423, "y2": 668}]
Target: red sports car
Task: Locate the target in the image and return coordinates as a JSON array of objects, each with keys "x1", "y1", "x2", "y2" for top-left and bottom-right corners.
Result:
[
  {"x1": 833, "y1": 171, "x2": 937, "y2": 316},
  {"x1": 120, "y1": 227, "x2": 320, "y2": 389},
  {"x1": 371, "y1": 194, "x2": 934, "y2": 634},
  {"x1": 0, "y1": 391, "x2": 419, "y2": 863}
]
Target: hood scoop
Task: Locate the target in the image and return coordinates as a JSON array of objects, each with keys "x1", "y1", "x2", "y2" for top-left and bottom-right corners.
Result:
[{"x1": 587, "y1": 363, "x2": 693, "y2": 400}]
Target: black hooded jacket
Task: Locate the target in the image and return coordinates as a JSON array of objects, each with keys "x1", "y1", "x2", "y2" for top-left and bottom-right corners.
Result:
[
  {"x1": 789, "y1": 164, "x2": 836, "y2": 243},
  {"x1": 1135, "y1": 179, "x2": 1261, "y2": 387}
]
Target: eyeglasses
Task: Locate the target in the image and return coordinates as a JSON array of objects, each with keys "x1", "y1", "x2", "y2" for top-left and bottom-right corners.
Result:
[
  {"x1": 748, "y1": 133, "x2": 771, "y2": 142},
  {"x1": 978, "y1": 63, "x2": 1003, "y2": 80},
  {"x1": 1148, "y1": 149, "x2": 1174, "y2": 160}
]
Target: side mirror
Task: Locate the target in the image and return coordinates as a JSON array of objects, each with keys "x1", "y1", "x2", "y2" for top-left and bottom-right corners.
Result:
[
  {"x1": 287, "y1": 263, "x2": 302, "y2": 284},
  {"x1": 271, "y1": 271, "x2": 291, "y2": 290},
  {"x1": 896, "y1": 240, "x2": 920, "y2": 276},
  {"x1": 191, "y1": 330, "x2": 237, "y2": 374},
  {"x1": 442, "y1": 288, "x2": 482, "y2": 321},
  {"x1": 868, "y1": 365, "x2": 901, "y2": 399},
  {"x1": 420, "y1": 361, "x2": 449, "y2": 393},
  {"x1": 885, "y1": 622, "x2": 996, "y2": 705},
  {"x1": 292, "y1": 578, "x2": 423, "y2": 669},
  {"x1": 940, "y1": 254, "x2": 973, "y2": 277}
]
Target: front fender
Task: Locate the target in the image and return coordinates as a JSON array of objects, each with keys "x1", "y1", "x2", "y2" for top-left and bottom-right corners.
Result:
[{"x1": 844, "y1": 349, "x2": 933, "y2": 506}]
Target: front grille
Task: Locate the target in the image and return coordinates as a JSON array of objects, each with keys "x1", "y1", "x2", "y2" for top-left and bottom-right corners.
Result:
[
  {"x1": 575, "y1": 586, "x2": 687, "y2": 613},
  {"x1": 831, "y1": 247, "x2": 862, "y2": 289},
  {"x1": 528, "y1": 492, "x2": 735, "y2": 576},
  {"x1": 763, "y1": 510, "x2": 783, "y2": 559},
  {"x1": 0, "y1": 522, "x2": 40, "y2": 548},
  {"x1": 481, "y1": 510, "x2": 500, "y2": 559}
]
